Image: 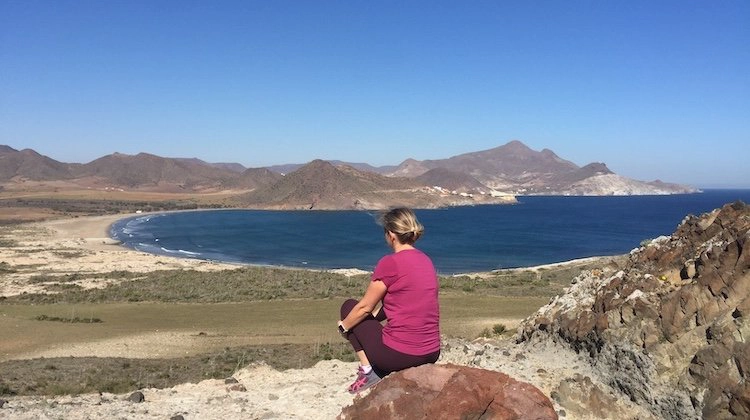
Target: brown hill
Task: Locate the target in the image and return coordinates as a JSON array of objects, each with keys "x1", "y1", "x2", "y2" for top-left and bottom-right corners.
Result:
[
  {"x1": 0, "y1": 146, "x2": 74, "y2": 182},
  {"x1": 230, "y1": 167, "x2": 283, "y2": 190},
  {"x1": 266, "y1": 160, "x2": 395, "y2": 175},
  {"x1": 1, "y1": 139, "x2": 697, "y2": 202},
  {"x1": 235, "y1": 160, "x2": 517, "y2": 209},
  {"x1": 174, "y1": 158, "x2": 247, "y2": 173},
  {"x1": 387, "y1": 140, "x2": 695, "y2": 195},
  {"x1": 70, "y1": 152, "x2": 241, "y2": 192},
  {"x1": 414, "y1": 168, "x2": 488, "y2": 193},
  {"x1": 234, "y1": 160, "x2": 424, "y2": 210},
  {"x1": 389, "y1": 140, "x2": 578, "y2": 181},
  {"x1": 0, "y1": 146, "x2": 275, "y2": 193}
]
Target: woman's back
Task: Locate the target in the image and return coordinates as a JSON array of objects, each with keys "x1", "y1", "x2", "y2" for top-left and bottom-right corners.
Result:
[{"x1": 375, "y1": 248, "x2": 440, "y2": 355}]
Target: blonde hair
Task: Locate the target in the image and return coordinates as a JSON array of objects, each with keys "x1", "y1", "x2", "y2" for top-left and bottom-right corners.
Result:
[{"x1": 379, "y1": 207, "x2": 424, "y2": 245}]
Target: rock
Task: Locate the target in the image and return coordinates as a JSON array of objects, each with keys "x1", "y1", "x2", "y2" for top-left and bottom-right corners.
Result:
[
  {"x1": 226, "y1": 383, "x2": 247, "y2": 392},
  {"x1": 224, "y1": 377, "x2": 239, "y2": 384},
  {"x1": 554, "y1": 374, "x2": 626, "y2": 419},
  {"x1": 518, "y1": 201, "x2": 750, "y2": 419},
  {"x1": 170, "y1": 416, "x2": 185, "y2": 420},
  {"x1": 337, "y1": 363, "x2": 557, "y2": 420},
  {"x1": 127, "y1": 391, "x2": 145, "y2": 403},
  {"x1": 0, "y1": 399, "x2": 6, "y2": 408}
]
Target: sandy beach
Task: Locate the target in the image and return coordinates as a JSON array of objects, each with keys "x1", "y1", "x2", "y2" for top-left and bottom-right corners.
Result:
[
  {"x1": 0, "y1": 213, "x2": 240, "y2": 297},
  {"x1": 2, "y1": 212, "x2": 602, "y2": 295}
]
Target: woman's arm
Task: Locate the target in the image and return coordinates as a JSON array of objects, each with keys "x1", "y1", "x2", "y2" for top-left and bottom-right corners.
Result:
[{"x1": 340, "y1": 280, "x2": 387, "y2": 331}]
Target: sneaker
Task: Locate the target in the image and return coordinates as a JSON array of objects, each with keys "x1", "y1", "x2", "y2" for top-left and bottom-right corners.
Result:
[{"x1": 347, "y1": 367, "x2": 382, "y2": 394}]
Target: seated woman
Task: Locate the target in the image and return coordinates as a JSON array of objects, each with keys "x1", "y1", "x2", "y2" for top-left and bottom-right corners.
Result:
[{"x1": 338, "y1": 207, "x2": 440, "y2": 394}]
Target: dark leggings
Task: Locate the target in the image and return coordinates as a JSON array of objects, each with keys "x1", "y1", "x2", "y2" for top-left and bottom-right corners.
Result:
[{"x1": 340, "y1": 299, "x2": 440, "y2": 376}]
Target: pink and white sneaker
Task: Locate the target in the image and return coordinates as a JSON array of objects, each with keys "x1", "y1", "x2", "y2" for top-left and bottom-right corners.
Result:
[{"x1": 347, "y1": 366, "x2": 382, "y2": 394}]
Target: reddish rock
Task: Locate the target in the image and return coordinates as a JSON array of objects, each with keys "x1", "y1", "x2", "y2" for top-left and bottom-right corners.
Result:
[{"x1": 338, "y1": 363, "x2": 557, "y2": 420}]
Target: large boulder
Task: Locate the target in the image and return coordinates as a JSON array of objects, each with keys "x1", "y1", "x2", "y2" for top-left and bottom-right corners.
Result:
[
  {"x1": 518, "y1": 201, "x2": 750, "y2": 419},
  {"x1": 338, "y1": 363, "x2": 557, "y2": 420}
]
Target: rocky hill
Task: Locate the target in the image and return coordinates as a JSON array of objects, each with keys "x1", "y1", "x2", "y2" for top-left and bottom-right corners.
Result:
[
  {"x1": 518, "y1": 201, "x2": 750, "y2": 419},
  {"x1": 413, "y1": 168, "x2": 489, "y2": 193},
  {"x1": 0, "y1": 141, "x2": 697, "y2": 201},
  {"x1": 232, "y1": 160, "x2": 515, "y2": 210},
  {"x1": 387, "y1": 140, "x2": 697, "y2": 195}
]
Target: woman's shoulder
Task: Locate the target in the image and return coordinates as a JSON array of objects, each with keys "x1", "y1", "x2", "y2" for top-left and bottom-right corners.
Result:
[{"x1": 397, "y1": 248, "x2": 430, "y2": 259}]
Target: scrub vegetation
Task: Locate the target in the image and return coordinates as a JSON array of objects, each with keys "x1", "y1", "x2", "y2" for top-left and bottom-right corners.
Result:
[{"x1": 0, "y1": 258, "x2": 623, "y2": 397}]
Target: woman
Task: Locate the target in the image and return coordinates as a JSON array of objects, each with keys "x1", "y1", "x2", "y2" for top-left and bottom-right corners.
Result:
[{"x1": 338, "y1": 207, "x2": 440, "y2": 394}]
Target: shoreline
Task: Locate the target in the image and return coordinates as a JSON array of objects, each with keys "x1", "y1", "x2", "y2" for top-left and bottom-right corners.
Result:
[
  {"x1": 0, "y1": 212, "x2": 619, "y2": 295},
  {"x1": 0, "y1": 213, "x2": 242, "y2": 298},
  {"x1": 104, "y1": 209, "x2": 620, "y2": 277}
]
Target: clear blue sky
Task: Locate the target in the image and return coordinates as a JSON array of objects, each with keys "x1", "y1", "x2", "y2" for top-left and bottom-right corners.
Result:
[{"x1": 1, "y1": 1, "x2": 748, "y2": 188}]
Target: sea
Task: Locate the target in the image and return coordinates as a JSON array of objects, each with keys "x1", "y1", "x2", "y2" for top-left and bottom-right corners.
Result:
[{"x1": 110, "y1": 189, "x2": 750, "y2": 275}]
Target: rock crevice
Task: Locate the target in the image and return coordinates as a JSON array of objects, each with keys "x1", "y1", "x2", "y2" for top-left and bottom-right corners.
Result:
[{"x1": 518, "y1": 201, "x2": 750, "y2": 419}]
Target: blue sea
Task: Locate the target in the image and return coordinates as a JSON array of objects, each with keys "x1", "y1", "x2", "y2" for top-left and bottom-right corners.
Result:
[{"x1": 110, "y1": 190, "x2": 750, "y2": 274}]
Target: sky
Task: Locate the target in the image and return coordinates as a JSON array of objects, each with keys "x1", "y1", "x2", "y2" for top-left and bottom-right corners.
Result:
[{"x1": 1, "y1": 1, "x2": 748, "y2": 188}]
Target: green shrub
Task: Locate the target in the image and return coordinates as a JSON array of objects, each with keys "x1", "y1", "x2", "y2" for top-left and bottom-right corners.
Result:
[
  {"x1": 34, "y1": 314, "x2": 103, "y2": 323},
  {"x1": 0, "y1": 381, "x2": 16, "y2": 396},
  {"x1": 492, "y1": 323, "x2": 507, "y2": 335},
  {"x1": 478, "y1": 328, "x2": 493, "y2": 338},
  {"x1": 478, "y1": 323, "x2": 508, "y2": 338}
]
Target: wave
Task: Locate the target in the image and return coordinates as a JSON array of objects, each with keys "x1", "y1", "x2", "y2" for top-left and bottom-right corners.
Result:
[{"x1": 160, "y1": 247, "x2": 202, "y2": 257}]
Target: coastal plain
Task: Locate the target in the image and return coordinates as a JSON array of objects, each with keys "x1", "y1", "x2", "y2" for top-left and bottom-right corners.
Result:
[{"x1": 0, "y1": 208, "x2": 611, "y2": 396}]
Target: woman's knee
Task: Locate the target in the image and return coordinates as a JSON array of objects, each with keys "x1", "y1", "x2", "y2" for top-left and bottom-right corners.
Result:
[{"x1": 340, "y1": 299, "x2": 358, "y2": 319}]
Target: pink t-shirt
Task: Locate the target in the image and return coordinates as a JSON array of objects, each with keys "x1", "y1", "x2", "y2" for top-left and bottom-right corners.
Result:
[{"x1": 372, "y1": 248, "x2": 440, "y2": 355}]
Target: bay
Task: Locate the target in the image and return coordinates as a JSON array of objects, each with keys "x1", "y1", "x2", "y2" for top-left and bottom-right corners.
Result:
[{"x1": 110, "y1": 189, "x2": 750, "y2": 274}]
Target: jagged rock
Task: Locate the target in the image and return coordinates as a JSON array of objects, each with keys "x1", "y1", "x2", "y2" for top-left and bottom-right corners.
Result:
[
  {"x1": 337, "y1": 363, "x2": 557, "y2": 420},
  {"x1": 518, "y1": 201, "x2": 750, "y2": 419},
  {"x1": 127, "y1": 391, "x2": 145, "y2": 403},
  {"x1": 0, "y1": 399, "x2": 6, "y2": 408}
]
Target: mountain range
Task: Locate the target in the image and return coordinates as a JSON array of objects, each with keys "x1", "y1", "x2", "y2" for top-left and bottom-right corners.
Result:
[{"x1": 0, "y1": 141, "x2": 697, "y2": 209}]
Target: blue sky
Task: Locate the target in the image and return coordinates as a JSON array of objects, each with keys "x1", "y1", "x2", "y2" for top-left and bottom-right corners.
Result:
[{"x1": 1, "y1": 1, "x2": 748, "y2": 188}]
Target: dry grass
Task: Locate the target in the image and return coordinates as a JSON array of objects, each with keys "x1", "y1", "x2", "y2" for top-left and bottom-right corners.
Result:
[
  {"x1": 0, "y1": 295, "x2": 547, "y2": 360},
  {"x1": 0, "y1": 294, "x2": 548, "y2": 396}
]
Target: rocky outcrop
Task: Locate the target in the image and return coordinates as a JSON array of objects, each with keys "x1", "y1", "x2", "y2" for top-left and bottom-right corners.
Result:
[
  {"x1": 563, "y1": 173, "x2": 697, "y2": 196},
  {"x1": 518, "y1": 201, "x2": 750, "y2": 419},
  {"x1": 385, "y1": 140, "x2": 697, "y2": 196},
  {"x1": 338, "y1": 363, "x2": 557, "y2": 420}
]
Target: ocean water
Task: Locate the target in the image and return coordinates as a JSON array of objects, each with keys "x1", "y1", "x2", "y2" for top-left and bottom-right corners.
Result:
[{"x1": 110, "y1": 189, "x2": 750, "y2": 274}]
